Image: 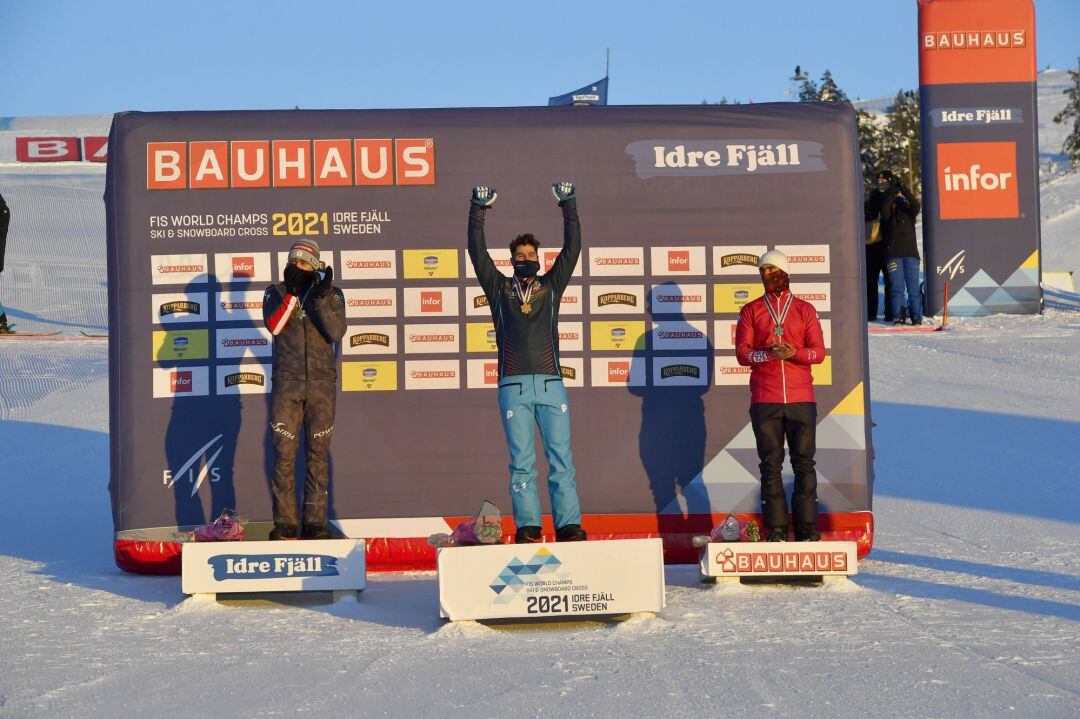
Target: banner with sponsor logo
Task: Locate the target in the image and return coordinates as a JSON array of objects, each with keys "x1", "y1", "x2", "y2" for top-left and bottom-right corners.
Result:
[
  {"x1": 918, "y1": 0, "x2": 1041, "y2": 315},
  {"x1": 105, "y1": 103, "x2": 872, "y2": 573}
]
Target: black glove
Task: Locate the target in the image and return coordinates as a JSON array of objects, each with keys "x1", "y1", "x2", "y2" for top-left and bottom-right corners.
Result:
[
  {"x1": 471, "y1": 186, "x2": 497, "y2": 207},
  {"x1": 283, "y1": 263, "x2": 310, "y2": 296},
  {"x1": 552, "y1": 181, "x2": 575, "y2": 203},
  {"x1": 313, "y1": 265, "x2": 334, "y2": 298}
]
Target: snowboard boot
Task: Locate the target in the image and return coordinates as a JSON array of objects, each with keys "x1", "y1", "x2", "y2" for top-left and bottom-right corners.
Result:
[
  {"x1": 766, "y1": 526, "x2": 788, "y2": 542},
  {"x1": 301, "y1": 524, "x2": 333, "y2": 540},
  {"x1": 795, "y1": 525, "x2": 821, "y2": 542},
  {"x1": 911, "y1": 317, "x2": 923, "y2": 326},
  {"x1": 514, "y1": 526, "x2": 543, "y2": 544},
  {"x1": 555, "y1": 524, "x2": 587, "y2": 542},
  {"x1": 892, "y1": 318, "x2": 905, "y2": 326},
  {"x1": 269, "y1": 523, "x2": 298, "y2": 541},
  {"x1": 0, "y1": 315, "x2": 13, "y2": 334}
]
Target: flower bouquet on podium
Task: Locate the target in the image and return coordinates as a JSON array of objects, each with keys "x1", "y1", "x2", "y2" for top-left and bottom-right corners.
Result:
[
  {"x1": 428, "y1": 501, "x2": 504, "y2": 548},
  {"x1": 692, "y1": 514, "x2": 760, "y2": 547},
  {"x1": 187, "y1": 509, "x2": 246, "y2": 542}
]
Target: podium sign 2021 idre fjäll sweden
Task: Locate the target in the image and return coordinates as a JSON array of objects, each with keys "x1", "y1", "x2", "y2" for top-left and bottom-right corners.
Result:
[
  {"x1": 437, "y1": 539, "x2": 665, "y2": 621},
  {"x1": 181, "y1": 539, "x2": 366, "y2": 596},
  {"x1": 700, "y1": 540, "x2": 858, "y2": 580}
]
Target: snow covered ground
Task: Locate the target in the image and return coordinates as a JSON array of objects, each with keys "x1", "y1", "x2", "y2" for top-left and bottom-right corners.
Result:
[
  {"x1": 1, "y1": 314, "x2": 1078, "y2": 717},
  {"x1": 2, "y1": 74, "x2": 1079, "y2": 717}
]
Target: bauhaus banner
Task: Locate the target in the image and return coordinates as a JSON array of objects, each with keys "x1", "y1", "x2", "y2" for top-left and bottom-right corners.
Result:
[
  {"x1": 918, "y1": 0, "x2": 1041, "y2": 315},
  {"x1": 105, "y1": 104, "x2": 873, "y2": 572}
]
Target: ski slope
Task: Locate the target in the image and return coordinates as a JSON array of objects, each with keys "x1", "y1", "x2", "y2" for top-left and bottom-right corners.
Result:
[{"x1": 1, "y1": 74, "x2": 1079, "y2": 717}]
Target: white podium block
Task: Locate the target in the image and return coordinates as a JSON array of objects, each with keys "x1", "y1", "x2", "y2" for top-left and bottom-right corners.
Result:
[
  {"x1": 437, "y1": 538, "x2": 665, "y2": 621},
  {"x1": 699, "y1": 540, "x2": 858, "y2": 580},
  {"x1": 181, "y1": 539, "x2": 366, "y2": 596}
]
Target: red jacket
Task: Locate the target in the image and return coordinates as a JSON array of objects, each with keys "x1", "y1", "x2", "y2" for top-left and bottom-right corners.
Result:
[{"x1": 735, "y1": 290, "x2": 826, "y2": 404}]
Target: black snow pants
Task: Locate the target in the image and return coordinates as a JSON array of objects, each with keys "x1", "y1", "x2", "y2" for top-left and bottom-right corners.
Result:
[
  {"x1": 749, "y1": 402, "x2": 818, "y2": 529},
  {"x1": 270, "y1": 379, "x2": 336, "y2": 528}
]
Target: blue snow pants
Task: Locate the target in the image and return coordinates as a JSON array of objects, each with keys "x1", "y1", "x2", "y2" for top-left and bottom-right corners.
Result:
[{"x1": 496, "y1": 374, "x2": 581, "y2": 530}]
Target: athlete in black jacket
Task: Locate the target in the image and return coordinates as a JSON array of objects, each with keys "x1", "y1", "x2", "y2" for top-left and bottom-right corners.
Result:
[
  {"x1": 468, "y1": 182, "x2": 586, "y2": 543},
  {"x1": 262, "y1": 239, "x2": 346, "y2": 540}
]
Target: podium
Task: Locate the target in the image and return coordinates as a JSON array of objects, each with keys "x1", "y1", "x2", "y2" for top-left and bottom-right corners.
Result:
[
  {"x1": 437, "y1": 539, "x2": 665, "y2": 622},
  {"x1": 699, "y1": 540, "x2": 858, "y2": 583},
  {"x1": 181, "y1": 539, "x2": 366, "y2": 600}
]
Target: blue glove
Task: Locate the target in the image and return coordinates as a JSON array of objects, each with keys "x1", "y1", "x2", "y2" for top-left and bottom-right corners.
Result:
[
  {"x1": 471, "y1": 186, "x2": 497, "y2": 207},
  {"x1": 552, "y1": 181, "x2": 575, "y2": 203}
]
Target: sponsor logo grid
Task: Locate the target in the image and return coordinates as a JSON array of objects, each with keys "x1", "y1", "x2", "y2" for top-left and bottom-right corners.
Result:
[{"x1": 151, "y1": 244, "x2": 829, "y2": 394}]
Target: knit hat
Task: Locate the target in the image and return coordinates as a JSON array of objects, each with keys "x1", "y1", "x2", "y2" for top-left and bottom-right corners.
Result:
[
  {"x1": 758, "y1": 250, "x2": 789, "y2": 274},
  {"x1": 288, "y1": 239, "x2": 321, "y2": 268}
]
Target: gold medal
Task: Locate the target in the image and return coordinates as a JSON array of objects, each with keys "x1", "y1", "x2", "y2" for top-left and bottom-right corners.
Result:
[{"x1": 520, "y1": 302, "x2": 532, "y2": 315}]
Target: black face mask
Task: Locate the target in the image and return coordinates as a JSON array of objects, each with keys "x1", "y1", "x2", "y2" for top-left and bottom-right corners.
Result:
[
  {"x1": 876, "y1": 180, "x2": 892, "y2": 193},
  {"x1": 514, "y1": 260, "x2": 540, "y2": 279}
]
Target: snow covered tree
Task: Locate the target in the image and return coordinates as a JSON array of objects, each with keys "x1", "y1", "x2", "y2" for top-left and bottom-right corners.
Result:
[
  {"x1": 819, "y1": 70, "x2": 849, "y2": 103},
  {"x1": 1052, "y1": 57, "x2": 1080, "y2": 169},
  {"x1": 878, "y1": 90, "x2": 922, "y2": 196},
  {"x1": 798, "y1": 77, "x2": 820, "y2": 103}
]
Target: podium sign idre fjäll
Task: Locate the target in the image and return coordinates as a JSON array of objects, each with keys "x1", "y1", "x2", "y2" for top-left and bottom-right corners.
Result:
[
  {"x1": 438, "y1": 539, "x2": 665, "y2": 621},
  {"x1": 700, "y1": 541, "x2": 858, "y2": 581},
  {"x1": 182, "y1": 540, "x2": 366, "y2": 596}
]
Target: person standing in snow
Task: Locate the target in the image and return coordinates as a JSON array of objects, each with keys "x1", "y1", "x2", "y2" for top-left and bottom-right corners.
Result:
[
  {"x1": 262, "y1": 239, "x2": 346, "y2": 541},
  {"x1": 467, "y1": 182, "x2": 587, "y2": 544},
  {"x1": 867, "y1": 170, "x2": 923, "y2": 325},
  {"x1": 735, "y1": 250, "x2": 826, "y2": 542},
  {"x1": 0, "y1": 192, "x2": 12, "y2": 334}
]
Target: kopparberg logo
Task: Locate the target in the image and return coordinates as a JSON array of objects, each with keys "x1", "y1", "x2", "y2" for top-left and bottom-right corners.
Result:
[
  {"x1": 625, "y1": 139, "x2": 826, "y2": 178},
  {"x1": 661, "y1": 364, "x2": 700, "y2": 379},
  {"x1": 164, "y1": 434, "x2": 224, "y2": 497},
  {"x1": 207, "y1": 554, "x2": 340, "y2": 580},
  {"x1": 224, "y1": 372, "x2": 265, "y2": 387},
  {"x1": 350, "y1": 332, "x2": 390, "y2": 347},
  {"x1": 721, "y1": 253, "x2": 759, "y2": 268},
  {"x1": 489, "y1": 548, "x2": 563, "y2": 604},
  {"x1": 160, "y1": 300, "x2": 201, "y2": 317}
]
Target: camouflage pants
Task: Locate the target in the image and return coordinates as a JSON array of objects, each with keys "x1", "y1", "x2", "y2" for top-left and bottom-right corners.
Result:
[{"x1": 270, "y1": 379, "x2": 336, "y2": 528}]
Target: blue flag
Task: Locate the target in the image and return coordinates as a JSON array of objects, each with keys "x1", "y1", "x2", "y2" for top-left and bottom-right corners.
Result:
[{"x1": 548, "y1": 77, "x2": 608, "y2": 107}]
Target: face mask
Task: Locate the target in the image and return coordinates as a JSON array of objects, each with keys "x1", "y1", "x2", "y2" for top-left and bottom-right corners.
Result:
[
  {"x1": 876, "y1": 180, "x2": 892, "y2": 193},
  {"x1": 762, "y1": 268, "x2": 790, "y2": 294},
  {"x1": 514, "y1": 260, "x2": 540, "y2": 279}
]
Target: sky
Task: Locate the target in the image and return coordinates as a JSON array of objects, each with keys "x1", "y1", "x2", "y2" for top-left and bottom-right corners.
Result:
[{"x1": 1, "y1": 0, "x2": 1078, "y2": 116}]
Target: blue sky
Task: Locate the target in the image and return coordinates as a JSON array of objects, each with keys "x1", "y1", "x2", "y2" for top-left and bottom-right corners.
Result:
[{"x1": 2, "y1": 0, "x2": 1078, "y2": 116}]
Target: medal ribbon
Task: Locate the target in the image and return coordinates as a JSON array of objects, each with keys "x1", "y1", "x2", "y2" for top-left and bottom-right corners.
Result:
[
  {"x1": 763, "y1": 290, "x2": 793, "y2": 339},
  {"x1": 513, "y1": 276, "x2": 536, "y2": 309}
]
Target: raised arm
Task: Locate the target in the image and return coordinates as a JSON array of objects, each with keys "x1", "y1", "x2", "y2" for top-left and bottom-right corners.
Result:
[
  {"x1": 545, "y1": 182, "x2": 581, "y2": 294},
  {"x1": 467, "y1": 186, "x2": 504, "y2": 301}
]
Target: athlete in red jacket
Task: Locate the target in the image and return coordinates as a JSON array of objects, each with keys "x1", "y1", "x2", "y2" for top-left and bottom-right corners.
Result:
[{"x1": 735, "y1": 250, "x2": 825, "y2": 542}]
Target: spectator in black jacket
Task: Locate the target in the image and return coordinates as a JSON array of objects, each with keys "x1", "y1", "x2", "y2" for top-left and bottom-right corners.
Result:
[
  {"x1": 867, "y1": 170, "x2": 923, "y2": 325},
  {"x1": 863, "y1": 189, "x2": 893, "y2": 322},
  {"x1": 0, "y1": 192, "x2": 11, "y2": 334}
]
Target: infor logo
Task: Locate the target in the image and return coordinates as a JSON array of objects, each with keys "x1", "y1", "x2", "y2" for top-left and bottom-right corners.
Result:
[{"x1": 937, "y1": 141, "x2": 1018, "y2": 220}]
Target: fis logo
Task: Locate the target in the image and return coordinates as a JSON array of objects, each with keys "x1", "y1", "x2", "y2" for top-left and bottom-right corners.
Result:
[
  {"x1": 936, "y1": 249, "x2": 967, "y2": 280},
  {"x1": 937, "y1": 142, "x2": 1018, "y2": 220},
  {"x1": 164, "y1": 434, "x2": 224, "y2": 497}
]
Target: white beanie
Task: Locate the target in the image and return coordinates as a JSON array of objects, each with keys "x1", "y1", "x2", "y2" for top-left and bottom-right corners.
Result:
[{"x1": 759, "y1": 250, "x2": 789, "y2": 274}]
